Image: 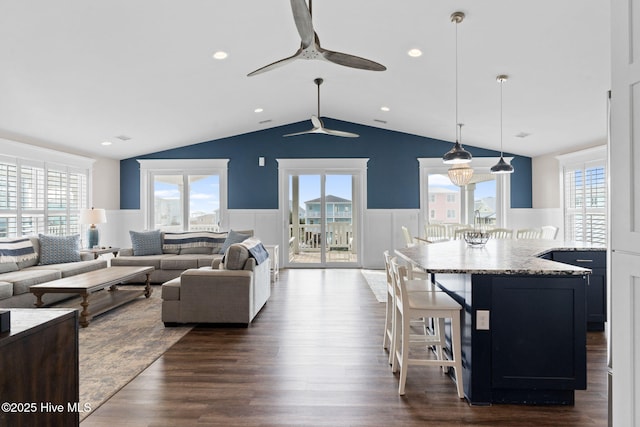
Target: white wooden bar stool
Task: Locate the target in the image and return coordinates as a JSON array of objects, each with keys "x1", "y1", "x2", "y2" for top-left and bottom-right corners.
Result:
[
  {"x1": 382, "y1": 252, "x2": 436, "y2": 365},
  {"x1": 390, "y1": 260, "x2": 465, "y2": 398}
]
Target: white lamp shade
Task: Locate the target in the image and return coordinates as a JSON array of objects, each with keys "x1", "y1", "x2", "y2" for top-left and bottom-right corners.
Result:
[{"x1": 79, "y1": 208, "x2": 107, "y2": 225}]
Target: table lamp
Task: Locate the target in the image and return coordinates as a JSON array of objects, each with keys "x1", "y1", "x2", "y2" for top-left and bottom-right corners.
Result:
[{"x1": 79, "y1": 207, "x2": 107, "y2": 249}]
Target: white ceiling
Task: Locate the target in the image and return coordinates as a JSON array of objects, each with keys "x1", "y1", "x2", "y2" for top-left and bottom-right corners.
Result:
[{"x1": 0, "y1": 1, "x2": 610, "y2": 161}]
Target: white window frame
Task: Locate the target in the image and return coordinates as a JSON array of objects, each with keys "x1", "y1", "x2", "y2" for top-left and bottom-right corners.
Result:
[
  {"x1": 0, "y1": 139, "x2": 93, "y2": 237},
  {"x1": 556, "y1": 145, "x2": 607, "y2": 244},
  {"x1": 138, "y1": 159, "x2": 229, "y2": 231},
  {"x1": 418, "y1": 157, "x2": 512, "y2": 231}
]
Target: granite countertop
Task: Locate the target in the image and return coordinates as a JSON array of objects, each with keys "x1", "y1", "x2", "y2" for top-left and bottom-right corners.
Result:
[{"x1": 394, "y1": 239, "x2": 605, "y2": 276}]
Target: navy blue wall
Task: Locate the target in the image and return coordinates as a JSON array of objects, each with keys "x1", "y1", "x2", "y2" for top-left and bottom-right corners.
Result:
[{"x1": 120, "y1": 118, "x2": 532, "y2": 210}]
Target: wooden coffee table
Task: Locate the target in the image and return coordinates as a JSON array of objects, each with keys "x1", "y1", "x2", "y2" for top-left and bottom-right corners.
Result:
[{"x1": 30, "y1": 266, "x2": 154, "y2": 327}]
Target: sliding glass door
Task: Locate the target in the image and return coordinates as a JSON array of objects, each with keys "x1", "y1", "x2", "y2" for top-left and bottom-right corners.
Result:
[{"x1": 288, "y1": 173, "x2": 357, "y2": 266}]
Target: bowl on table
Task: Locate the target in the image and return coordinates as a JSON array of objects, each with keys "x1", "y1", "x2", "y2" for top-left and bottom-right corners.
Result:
[{"x1": 464, "y1": 231, "x2": 489, "y2": 248}]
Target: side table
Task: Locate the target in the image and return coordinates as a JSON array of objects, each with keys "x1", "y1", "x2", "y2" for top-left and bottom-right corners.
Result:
[
  {"x1": 80, "y1": 247, "x2": 120, "y2": 260},
  {"x1": 264, "y1": 244, "x2": 279, "y2": 282}
]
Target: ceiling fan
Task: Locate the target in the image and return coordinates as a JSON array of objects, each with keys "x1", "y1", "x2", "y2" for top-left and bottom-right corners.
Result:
[
  {"x1": 284, "y1": 78, "x2": 359, "y2": 138},
  {"x1": 247, "y1": 0, "x2": 386, "y2": 76}
]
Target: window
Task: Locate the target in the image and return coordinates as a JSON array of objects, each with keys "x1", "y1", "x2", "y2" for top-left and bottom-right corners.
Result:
[
  {"x1": 139, "y1": 159, "x2": 228, "y2": 232},
  {"x1": 419, "y1": 158, "x2": 512, "y2": 229},
  {"x1": 558, "y1": 146, "x2": 607, "y2": 245},
  {"x1": 0, "y1": 157, "x2": 88, "y2": 238}
]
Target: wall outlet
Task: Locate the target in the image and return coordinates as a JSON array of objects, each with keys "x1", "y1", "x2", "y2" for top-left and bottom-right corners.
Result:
[{"x1": 476, "y1": 310, "x2": 490, "y2": 330}]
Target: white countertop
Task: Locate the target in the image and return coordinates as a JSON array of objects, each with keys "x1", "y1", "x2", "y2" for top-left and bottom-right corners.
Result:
[{"x1": 394, "y1": 239, "x2": 604, "y2": 275}]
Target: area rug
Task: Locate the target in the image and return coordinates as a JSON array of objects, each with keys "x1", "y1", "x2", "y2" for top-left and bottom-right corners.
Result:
[
  {"x1": 57, "y1": 286, "x2": 193, "y2": 421},
  {"x1": 360, "y1": 269, "x2": 387, "y2": 302}
]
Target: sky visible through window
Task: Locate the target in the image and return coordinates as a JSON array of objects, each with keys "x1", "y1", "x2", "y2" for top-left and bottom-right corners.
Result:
[
  {"x1": 292, "y1": 175, "x2": 352, "y2": 209},
  {"x1": 154, "y1": 175, "x2": 220, "y2": 215},
  {"x1": 429, "y1": 174, "x2": 495, "y2": 199}
]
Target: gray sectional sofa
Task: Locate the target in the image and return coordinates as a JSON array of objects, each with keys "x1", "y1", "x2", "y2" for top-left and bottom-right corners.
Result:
[
  {"x1": 161, "y1": 241, "x2": 271, "y2": 326},
  {"x1": 111, "y1": 229, "x2": 254, "y2": 284},
  {"x1": 0, "y1": 235, "x2": 108, "y2": 308}
]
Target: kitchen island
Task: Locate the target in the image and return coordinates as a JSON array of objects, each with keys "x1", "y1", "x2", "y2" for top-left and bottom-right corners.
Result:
[{"x1": 395, "y1": 239, "x2": 605, "y2": 405}]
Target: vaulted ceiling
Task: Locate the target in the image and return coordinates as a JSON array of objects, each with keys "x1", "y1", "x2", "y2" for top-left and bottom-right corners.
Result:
[{"x1": 0, "y1": 1, "x2": 610, "y2": 160}]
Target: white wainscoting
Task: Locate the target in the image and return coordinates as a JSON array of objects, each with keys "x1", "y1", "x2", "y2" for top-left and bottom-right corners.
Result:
[
  {"x1": 98, "y1": 207, "x2": 558, "y2": 269},
  {"x1": 363, "y1": 209, "x2": 420, "y2": 269},
  {"x1": 225, "y1": 209, "x2": 280, "y2": 248},
  {"x1": 507, "y1": 208, "x2": 564, "y2": 239},
  {"x1": 98, "y1": 210, "x2": 145, "y2": 250}
]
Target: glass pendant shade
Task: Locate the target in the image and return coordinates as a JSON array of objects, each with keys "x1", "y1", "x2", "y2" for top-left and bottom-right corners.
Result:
[
  {"x1": 443, "y1": 141, "x2": 473, "y2": 164},
  {"x1": 490, "y1": 156, "x2": 514, "y2": 174},
  {"x1": 448, "y1": 163, "x2": 474, "y2": 186}
]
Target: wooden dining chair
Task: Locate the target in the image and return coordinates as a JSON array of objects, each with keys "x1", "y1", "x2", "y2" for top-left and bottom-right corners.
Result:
[
  {"x1": 516, "y1": 228, "x2": 542, "y2": 239},
  {"x1": 488, "y1": 228, "x2": 513, "y2": 239},
  {"x1": 540, "y1": 225, "x2": 559, "y2": 240},
  {"x1": 424, "y1": 224, "x2": 448, "y2": 243}
]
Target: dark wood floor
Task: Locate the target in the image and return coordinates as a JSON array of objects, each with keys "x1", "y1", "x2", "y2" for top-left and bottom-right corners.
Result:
[{"x1": 81, "y1": 269, "x2": 608, "y2": 427}]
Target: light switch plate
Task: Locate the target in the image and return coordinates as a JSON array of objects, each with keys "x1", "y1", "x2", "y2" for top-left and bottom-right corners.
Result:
[{"x1": 476, "y1": 310, "x2": 490, "y2": 330}]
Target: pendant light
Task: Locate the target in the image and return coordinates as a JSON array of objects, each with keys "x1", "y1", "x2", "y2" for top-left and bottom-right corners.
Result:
[
  {"x1": 491, "y1": 75, "x2": 515, "y2": 174},
  {"x1": 443, "y1": 11, "x2": 472, "y2": 166},
  {"x1": 448, "y1": 124, "x2": 474, "y2": 186}
]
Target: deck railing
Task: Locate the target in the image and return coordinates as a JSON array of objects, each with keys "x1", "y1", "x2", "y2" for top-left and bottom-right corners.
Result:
[{"x1": 289, "y1": 223, "x2": 353, "y2": 253}]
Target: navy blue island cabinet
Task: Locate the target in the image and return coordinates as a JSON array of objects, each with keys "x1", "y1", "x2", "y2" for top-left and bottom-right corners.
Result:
[
  {"x1": 395, "y1": 240, "x2": 601, "y2": 405},
  {"x1": 435, "y1": 273, "x2": 587, "y2": 405}
]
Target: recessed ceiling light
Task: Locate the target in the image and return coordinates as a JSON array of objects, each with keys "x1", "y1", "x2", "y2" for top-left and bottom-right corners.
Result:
[
  {"x1": 254, "y1": 108, "x2": 264, "y2": 113},
  {"x1": 515, "y1": 132, "x2": 531, "y2": 138},
  {"x1": 407, "y1": 48, "x2": 422, "y2": 58},
  {"x1": 380, "y1": 106, "x2": 390, "y2": 112},
  {"x1": 212, "y1": 51, "x2": 228, "y2": 60},
  {"x1": 101, "y1": 141, "x2": 112, "y2": 146}
]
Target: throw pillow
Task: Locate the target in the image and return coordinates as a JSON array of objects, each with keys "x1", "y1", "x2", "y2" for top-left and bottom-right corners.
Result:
[
  {"x1": 0, "y1": 237, "x2": 38, "y2": 264},
  {"x1": 38, "y1": 234, "x2": 81, "y2": 265},
  {"x1": 130, "y1": 230, "x2": 163, "y2": 256},
  {"x1": 223, "y1": 243, "x2": 250, "y2": 270},
  {"x1": 219, "y1": 229, "x2": 251, "y2": 254}
]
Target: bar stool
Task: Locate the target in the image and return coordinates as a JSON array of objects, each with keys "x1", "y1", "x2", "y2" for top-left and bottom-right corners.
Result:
[
  {"x1": 390, "y1": 260, "x2": 465, "y2": 398},
  {"x1": 382, "y1": 252, "x2": 428, "y2": 359}
]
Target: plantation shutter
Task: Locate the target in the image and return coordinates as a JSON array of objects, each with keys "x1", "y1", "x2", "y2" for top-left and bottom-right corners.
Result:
[{"x1": 563, "y1": 160, "x2": 607, "y2": 245}]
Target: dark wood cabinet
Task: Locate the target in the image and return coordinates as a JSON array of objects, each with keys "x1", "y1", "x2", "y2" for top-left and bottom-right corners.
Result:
[
  {"x1": 551, "y1": 250, "x2": 607, "y2": 331},
  {"x1": 0, "y1": 309, "x2": 79, "y2": 427}
]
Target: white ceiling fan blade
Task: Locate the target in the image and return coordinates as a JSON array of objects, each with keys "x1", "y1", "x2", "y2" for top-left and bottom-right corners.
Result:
[
  {"x1": 290, "y1": 0, "x2": 314, "y2": 48},
  {"x1": 247, "y1": 49, "x2": 302, "y2": 77},
  {"x1": 322, "y1": 128, "x2": 360, "y2": 138},
  {"x1": 311, "y1": 115, "x2": 323, "y2": 128},
  {"x1": 283, "y1": 129, "x2": 315, "y2": 137}
]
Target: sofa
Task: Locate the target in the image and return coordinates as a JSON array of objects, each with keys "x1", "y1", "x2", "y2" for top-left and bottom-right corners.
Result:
[
  {"x1": 111, "y1": 229, "x2": 254, "y2": 284},
  {"x1": 0, "y1": 235, "x2": 108, "y2": 308},
  {"x1": 161, "y1": 239, "x2": 271, "y2": 326}
]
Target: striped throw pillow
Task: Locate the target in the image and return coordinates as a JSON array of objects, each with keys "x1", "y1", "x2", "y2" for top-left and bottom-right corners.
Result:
[{"x1": 0, "y1": 237, "x2": 38, "y2": 263}]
